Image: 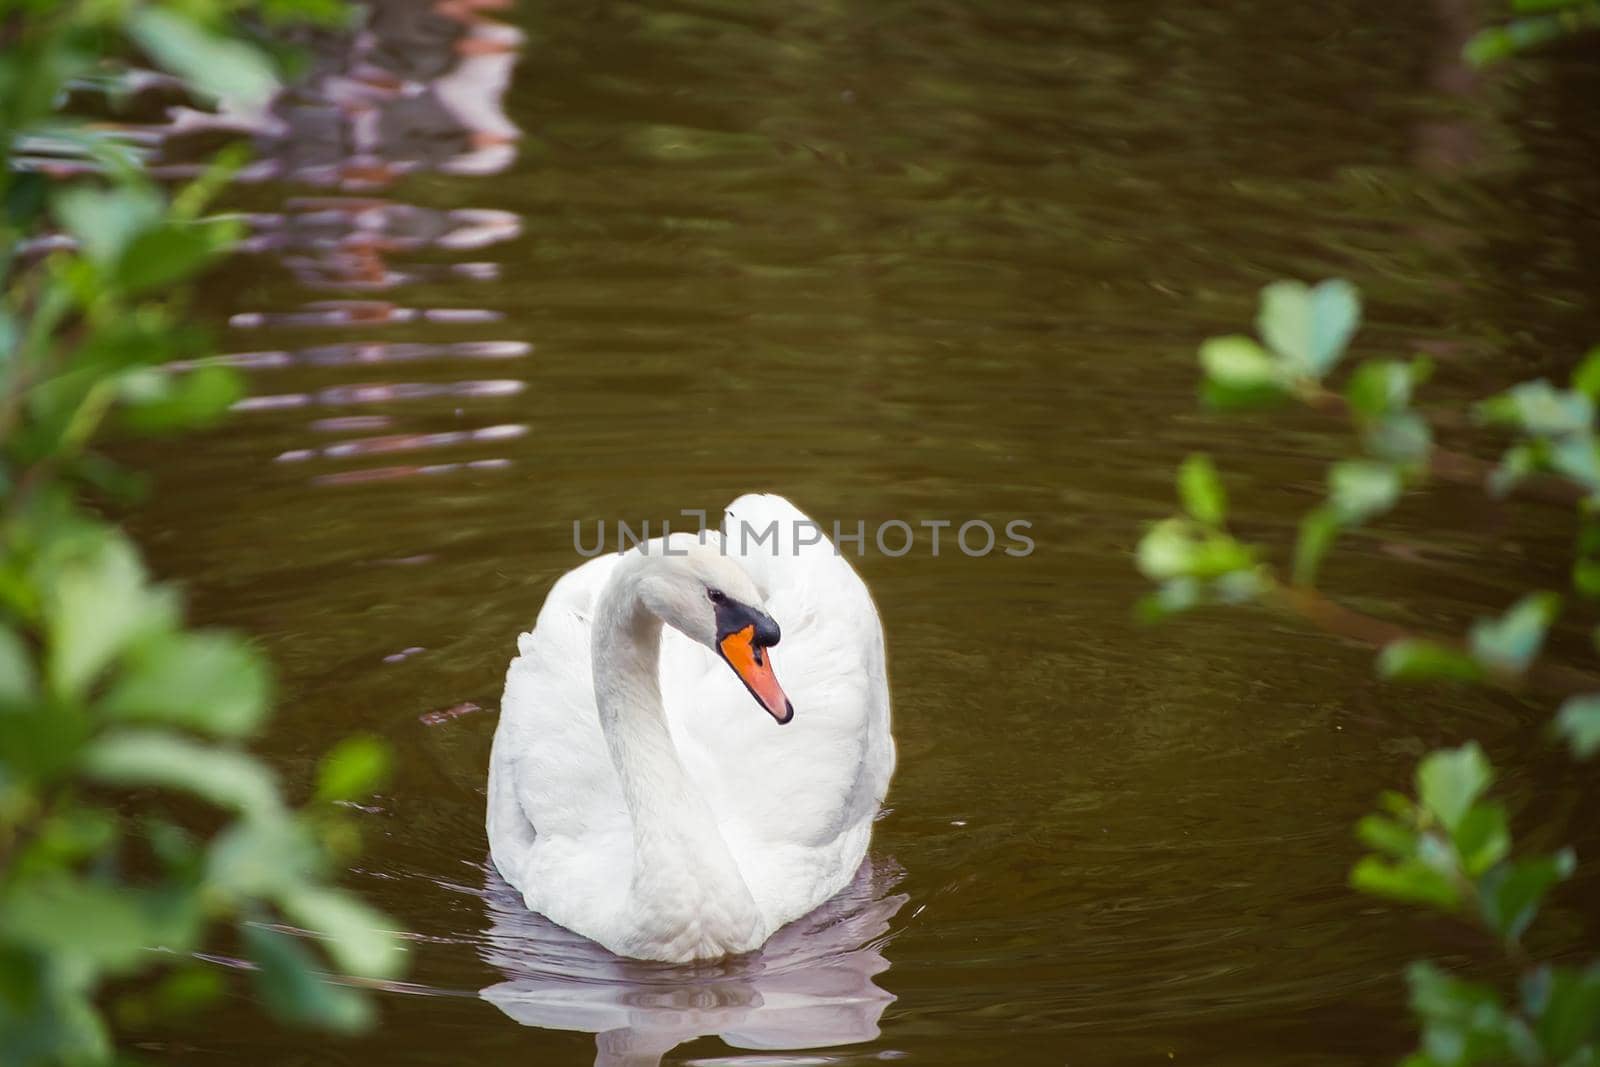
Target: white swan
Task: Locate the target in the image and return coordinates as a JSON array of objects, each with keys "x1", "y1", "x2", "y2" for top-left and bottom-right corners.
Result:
[{"x1": 487, "y1": 494, "x2": 894, "y2": 962}]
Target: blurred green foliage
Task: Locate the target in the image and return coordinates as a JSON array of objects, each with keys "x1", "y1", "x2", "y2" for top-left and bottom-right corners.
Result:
[
  {"x1": 1136, "y1": 277, "x2": 1599, "y2": 1064},
  {"x1": 1466, "y1": 0, "x2": 1600, "y2": 64},
  {"x1": 1354, "y1": 744, "x2": 1596, "y2": 1067},
  {"x1": 1, "y1": 2, "x2": 403, "y2": 1064}
]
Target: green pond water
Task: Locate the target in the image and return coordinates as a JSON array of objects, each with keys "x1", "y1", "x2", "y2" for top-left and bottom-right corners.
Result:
[{"x1": 121, "y1": 1, "x2": 1600, "y2": 1063}]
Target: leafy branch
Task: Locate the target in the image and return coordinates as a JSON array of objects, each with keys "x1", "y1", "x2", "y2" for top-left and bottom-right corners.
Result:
[
  {"x1": 1, "y1": 3, "x2": 404, "y2": 1064},
  {"x1": 1135, "y1": 278, "x2": 1598, "y2": 1064},
  {"x1": 1355, "y1": 744, "x2": 1596, "y2": 1067},
  {"x1": 1139, "y1": 279, "x2": 1600, "y2": 709}
]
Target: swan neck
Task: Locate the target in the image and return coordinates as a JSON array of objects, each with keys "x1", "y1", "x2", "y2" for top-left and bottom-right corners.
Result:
[{"x1": 591, "y1": 557, "x2": 753, "y2": 910}]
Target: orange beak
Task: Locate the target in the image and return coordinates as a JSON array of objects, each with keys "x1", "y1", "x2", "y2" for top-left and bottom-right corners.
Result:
[{"x1": 717, "y1": 624, "x2": 794, "y2": 725}]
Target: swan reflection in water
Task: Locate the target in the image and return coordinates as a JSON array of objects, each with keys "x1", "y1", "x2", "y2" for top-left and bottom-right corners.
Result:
[{"x1": 478, "y1": 856, "x2": 907, "y2": 1067}]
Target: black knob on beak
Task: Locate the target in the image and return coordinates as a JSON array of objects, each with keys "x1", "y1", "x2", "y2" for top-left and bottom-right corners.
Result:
[
  {"x1": 714, "y1": 598, "x2": 781, "y2": 648},
  {"x1": 752, "y1": 612, "x2": 781, "y2": 649}
]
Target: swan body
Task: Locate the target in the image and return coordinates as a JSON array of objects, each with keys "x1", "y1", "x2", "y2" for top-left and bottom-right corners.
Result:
[{"x1": 487, "y1": 494, "x2": 894, "y2": 962}]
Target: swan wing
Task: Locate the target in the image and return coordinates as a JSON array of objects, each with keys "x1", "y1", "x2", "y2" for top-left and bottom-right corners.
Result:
[
  {"x1": 488, "y1": 552, "x2": 630, "y2": 902},
  {"x1": 661, "y1": 494, "x2": 894, "y2": 913}
]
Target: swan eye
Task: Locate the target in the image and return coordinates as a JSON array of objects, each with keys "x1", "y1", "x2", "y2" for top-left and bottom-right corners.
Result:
[{"x1": 707, "y1": 589, "x2": 727, "y2": 605}]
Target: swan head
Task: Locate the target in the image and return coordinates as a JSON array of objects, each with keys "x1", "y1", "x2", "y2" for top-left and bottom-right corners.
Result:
[{"x1": 636, "y1": 535, "x2": 793, "y2": 725}]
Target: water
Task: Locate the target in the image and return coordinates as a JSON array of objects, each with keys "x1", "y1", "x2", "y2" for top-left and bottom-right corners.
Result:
[{"x1": 115, "y1": 1, "x2": 1600, "y2": 1063}]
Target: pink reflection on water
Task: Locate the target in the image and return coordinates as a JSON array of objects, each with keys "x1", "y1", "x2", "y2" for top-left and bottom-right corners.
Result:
[
  {"x1": 310, "y1": 456, "x2": 512, "y2": 486},
  {"x1": 91, "y1": 0, "x2": 524, "y2": 192},
  {"x1": 183, "y1": 340, "x2": 531, "y2": 373},
  {"x1": 240, "y1": 202, "x2": 521, "y2": 290},
  {"x1": 275, "y1": 423, "x2": 526, "y2": 463},
  {"x1": 231, "y1": 379, "x2": 524, "y2": 411},
  {"x1": 318, "y1": 379, "x2": 523, "y2": 404},
  {"x1": 311, "y1": 415, "x2": 395, "y2": 432},
  {"x1": 325, "y1": 424, "x2": 526, "y2": 458},
  {"x1": 254, "y1": 201, "x2": 521, "y2": 252},
  {"x1": 232, "y1": 393, "x2": 312, "y2": 412},
  {"x1": 230, "y1": 300, "x2": 503, "y2": 329},
  {"x1": 479, "y1": 857, "x2": 906, "y2": 1067},
  {"x1": 305, "y1": 340, "x2": 530, "y2": 364},
  {"x1": 96, "y1": 0, "x2": 534, "y2": 488}
]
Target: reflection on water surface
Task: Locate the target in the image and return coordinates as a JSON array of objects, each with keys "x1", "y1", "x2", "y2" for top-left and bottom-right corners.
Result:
[{"x1": 481, "y1": 858, "x2": 905, "y2": 1067}]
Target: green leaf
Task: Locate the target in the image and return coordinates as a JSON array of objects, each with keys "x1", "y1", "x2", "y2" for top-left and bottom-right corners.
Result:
[
  {"x1": 1478, "y1": 380, "x2": 1594, "y2": 437},
  {"x1": 1137, "y1": 519, "x2": 1197, "y2": 582},
  {"x1": 170, "y1": 144, "x2": 253, "y2": 222},
  {"x1": 102, "y1": 631, "x2": 271, "y2": 737},
  {"x1": 1351, "y1": 855, "x2": 1461, "y2": 910},
  {"x1": 1199, "y1": 378, "x2": 1291, "y2": 410},
  {"x1": 118, "y1": 365, "x2": 244, "y2": 434},
  {"x1": 1308, "y1": 280, "x2": 1362, "y2": 374},
  {"x1": 1347, "y1": 358, "x2": 1431, "y2": 419},
  {"x1": 72, "y1": 313, "x2": 207, "y2": 373},
  {"x1": 1212, "y1": 568, "x2": 1267, "y2": 604},
  {"x1": 1177, "y1": 455, "x2": 1227, "y2": 526},
  {"x1": 0, "y1": 624, "x2": 37, "y2": 705},
  {"x1": 1346, "y1": 361, "x2": 1404, "y2": 419},
  {"x1": 22, "y1": 806, "x2": 118, "y2": 868},
  {"x1": 0, "y1": 877, "x2": 202, "y2": 975},
  {"x1": 1549, "y1": 436, "x2": 1600, "y2": 495},
  {"x1": 1533, "y1": 963, "x2": 1600, "y2": 1061},
  {"x1": 1329, "y1": 459, "x2": 1402, "y2": 525},
  {"x1": 1292, "y1": 506, "x2": 1340, "y2": 587},
  {"x1": 0, "y1": 702, "x2": 91, "y2": 787},
  {"x1": 1555, "y1": 694, "x2": 1600, "y2": 758},
  {"x1": 1479, "y1": 851, "x2": 1574, "y2": 941},
  {"x1": 1135, "y1": 578, "x2": 1202, "y2": 622},
  {"x1": 114, "y1": 219, "x2": 237, "y2": 295},
  {"x1": 1575, "y1": 558, "x2": 1600, "y2": 598},
  {"x1": 1577, "y1": 517, "x2": 1600, "y2": 560},
  {"x1": 1414, "y1": 832, "x2": 1459, "y2": 880},
  {"x1": 315, "y1": 736, "x2": 391, "y2": 803},
  {"x1": 53, "y1": 185, "x2": 164, "y2": 267},
  {"x1": 1135, "y1": 519, "x2": 1254, "y2": 583},
  {"x1": 43, "y1": 533, "x2": 178, "y2": 700},
  {"x1": 1416, "y1": 743, "x2": 1493, "y2": 833},
  {"x1": 1450, "y1": 803, "x2": 1510, "y2": 877},
  {"x1": 1198, "y1": 334, "x2": 1277, "y2": 384},
  {"x1": 1186, "y1": 537, "x2": 1255, "y2": 578},
  {"x1": 129, "y1": 10, "x2": 281, "y2": 106},
  {"x1": 1489, "y1": 441, "x2": 1539, "y2": 498},
  {"x1": 1572, "y1": 346, "x2": 1600, "y2": 401},
  {"x1": 279, "y1": 887, "x2": 404, "y2": 980},
  {"x1": 1364, "y1": 412, "x2": 1434, "y2": 467},
  {"x1": 1574, "y1": 527, "x2": 1600, "y2": 601},
  {"x1": 1257, "y1": 279, "x2": 1361, "y2": 379},
  {"x1": 1469, "y1": 592, "x2": 1561, "y2": 676},
  {"x1": 1408, "y1": 960, "x2": 1500, "y2": 1022},
  {"x1": 1356, "y1": 813, "x2": 1418, "y2": 858},
  {"x1": 1379, "y1": 790, "x2": 1417, "y2": 819},
  {"x1": 242, "y1": 924, "x2": 373, "y2": 1033},
  {"x1": 1378, "y1": 640, "x2": 1486, "y2": 684},
  {"x1": 205, "y1": 818, "x2": 322, "y2": 900},
  {"x1": 83, "y1": 731, "x2": 283, "y2": 817},
  {"x1": 1408, "y1": 961, "x2": 1518, "y2": 1065}
]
